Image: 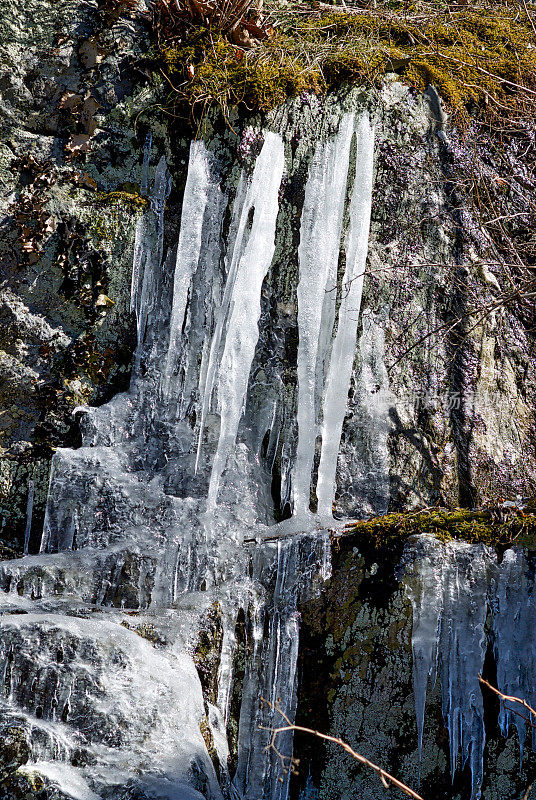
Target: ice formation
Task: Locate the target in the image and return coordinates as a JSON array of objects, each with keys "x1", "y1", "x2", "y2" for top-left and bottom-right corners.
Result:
[
  {"x1": 405, "y1": 536, "x2": 536, "y2": 799},
  {"x1": 0, "y1": 111, "x2": 376, "y2": 800},
  {"x1": 1, "y1": 83, "x2": 534, "y2": 800},
  {"x1": 492, "y1": 548, "x2": 536, "y2": 762},
  {"x1": 316, "y1": 114, "x2": 375, "y2": 520}
]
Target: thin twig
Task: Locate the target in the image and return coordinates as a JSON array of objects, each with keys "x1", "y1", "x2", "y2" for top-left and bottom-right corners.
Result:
[
  {"x1": 261, "y1": 698, "x2": 424, "y2": 800},
  {"x1": 478, "y1": 676, "x2": 536, "y2": 727},
  {"x1": 521, "y1": 0, "x2": 536, "y2": 35},
  {"x1": 522, "y1": 782, "x2": 534, "y2": 800}
]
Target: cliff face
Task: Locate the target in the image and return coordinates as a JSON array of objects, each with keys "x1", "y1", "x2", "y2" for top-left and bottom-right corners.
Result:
[{"x1": 1, "y1": 1, "x2": 536, "y2": 799}]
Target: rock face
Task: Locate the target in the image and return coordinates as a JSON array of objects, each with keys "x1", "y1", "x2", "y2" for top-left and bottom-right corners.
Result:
[
  {"x1": 1, "y1": 1, "x2": 536, "y2": 799},
  {"x1": 0, "y1": 0, "x2": 154, "y2": 548},
  {"x1": 2, "y1": 0, "x2": 535, "y2": 546}
]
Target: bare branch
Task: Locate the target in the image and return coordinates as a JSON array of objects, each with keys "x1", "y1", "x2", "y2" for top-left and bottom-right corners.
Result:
[
  {"x1": 522, "y1": 782, "x2": 534, "y2": 800},
  {"x1": 260, "y1": 698, "x2": 424, "y2": 800},
  {"x1": 478, "y1": 676, "x2": 536, "y2": 727}
]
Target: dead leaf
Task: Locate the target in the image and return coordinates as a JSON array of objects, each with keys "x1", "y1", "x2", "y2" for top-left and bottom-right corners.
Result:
[
  {"x1": 59, "y1": 91, "x2": 82, "y2": 111},
  {"x1": 65, "y1": 134, "x2": 92, "y2": 158},
  {"x1": 95, "y1": 294, "x2": 115, "y2": 307},
  {"x1": 188, "y1": 0, "x2": 215, "y2": 18},
  {"x1": 81, "y1": 172, "x2": 97, "y2": 190},
  {"x1": 79, "y1": 95, "x2": 102, "y2": 135},
  {"x1": 231, "y1": 26, "x2": 255, "y2": 48},
  {"x1": 242, "y1": 20, "x2": 268, "y2": 39}
]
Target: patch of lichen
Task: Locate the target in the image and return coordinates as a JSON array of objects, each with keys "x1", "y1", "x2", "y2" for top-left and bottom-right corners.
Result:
[
  {"x1": 120, "y1": 619, "x2": 167, "y2": 646},
  {"x1": 157, "y1": 2, "x2": 536, "y2": 122},
  {"x1": 343, "y1": 502, "x2": 536, "y2": 553}
]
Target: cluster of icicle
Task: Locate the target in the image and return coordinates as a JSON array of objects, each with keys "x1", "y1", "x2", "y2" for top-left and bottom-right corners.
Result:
[
  {"x1": 405, "y1": 536, "x2": 536, "y2": 800},
  {"x1": 158, "y1": 111, "x2": 374, "y2": 523}
]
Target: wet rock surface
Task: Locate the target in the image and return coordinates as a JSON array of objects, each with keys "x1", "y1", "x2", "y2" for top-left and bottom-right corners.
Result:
[
  {"x1": 0, "y1": 0, "x2": 157, "y2": 549},
  {"x1": 0, "y1": 725, "x2": 29, "y2": 782}
]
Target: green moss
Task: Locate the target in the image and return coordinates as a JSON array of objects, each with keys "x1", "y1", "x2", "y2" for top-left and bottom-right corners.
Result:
[
  {"x1": 343, "y1": 501, "x2": 536, "y2": 553},
  {"x1": 95, "y1": 190, "x2": 148, "y2": 211},
  {"x1": 156, "y1": 2, "x2": 536, "y2": 121}
]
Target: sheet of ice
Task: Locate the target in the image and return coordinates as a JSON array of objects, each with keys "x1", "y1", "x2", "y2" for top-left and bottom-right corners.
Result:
[
  {"x1": 293, "y1": 114, "x2": 354, "y2": 518},
  {"x1": 233, "y1": 532, "x2": 330, "y2": 800},
  {"x1": 316, "y1": 113, "x2": 374, "y2": 520},
  {"x1": 19, "y1": 762, "x2": 102, "y2": 800},
  {"x1": 0, "y1": 611, "x2": 222, "y2": 800}
]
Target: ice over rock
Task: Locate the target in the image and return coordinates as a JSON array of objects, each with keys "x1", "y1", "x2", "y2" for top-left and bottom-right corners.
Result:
[
  {"x1": 405, "y1": 536, "x2": 536, "y2": 799},
  {"x1": 0, "y1": 112, "x2": 376, "y2": 799}
]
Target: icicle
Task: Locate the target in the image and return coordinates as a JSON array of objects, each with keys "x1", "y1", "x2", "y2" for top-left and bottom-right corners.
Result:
[
  {"x1": 23, "y1": 479, "x2": 35, "y2": 555},
  {"x1": 205, "y1": 132, "x2": 285, "y2": 510},
  {"x1": 217, "y1": 619, "x2": 237, "y2": 727},
  {"x1": 233, "y1": 539, "x2": 301, "y2": 800},
  {"x1": 316, "y1": 113, "x2": 375, "y2": 520},
  {"x1": 492, "y1": 548, "x2": 536, "y2": 764},
  {"x1": 405, "y1": 538, "x2": 491, "y2": 799},
  {"x1": 293, "y1": 114, "x2": 354, "y2": 518},
  {"x1": 404, "y1": 537, "x2": 443, "y2": 776},
  {"x1": 140, "y1": 131, "x2": 152, "y2": 196},
  {"x1": 131, "y1": 156, "x2": 171, "y2": 344},
  {"x1": 129, "y1": 131, "x2": 153, "y2": 321},
  {"x1": 163, "y1": 141, "x2": 221, "y2": 398},
  {"x1": 130, "y1": 218, "x2": 147, "y2": 317},
  {"x1": 39, "y1": 464, "x2": 56, "y2": 554}
]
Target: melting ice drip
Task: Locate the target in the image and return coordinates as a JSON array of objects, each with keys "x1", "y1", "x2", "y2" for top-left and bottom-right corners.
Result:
[
  {"x1": 8, "y1": 111, "x2": 375, "y2": 800},
  {"x1": 405, "y1": 537, "x2": 536, "y2": 799}
]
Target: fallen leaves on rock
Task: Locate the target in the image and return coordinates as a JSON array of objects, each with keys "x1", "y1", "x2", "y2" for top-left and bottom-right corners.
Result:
[{"x1": 9, "y1": 156, "x2": 57, "y2": 266}]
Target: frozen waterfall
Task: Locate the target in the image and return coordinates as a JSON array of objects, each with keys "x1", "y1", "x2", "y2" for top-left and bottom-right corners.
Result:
[
  {"x1": 316, "y1": 114, "x2": 375, "y2": 520},
  {"x1": 293, "y1": 111, "x2": 375, "y2": 523},
  {"x1": 205, "y1": 132, "x2": 285, "y2": 512},
  {"x1": 0, "y1": 109, "x2": 381, "y2": 800}
]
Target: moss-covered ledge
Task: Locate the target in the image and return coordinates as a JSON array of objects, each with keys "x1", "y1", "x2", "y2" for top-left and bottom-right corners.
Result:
[
  {"x1": 154, "y1": 1, "x2": 536, "y2": 124},
  {"x1": 340, "y1": 499, "x2": 536, "y2": 554}
]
